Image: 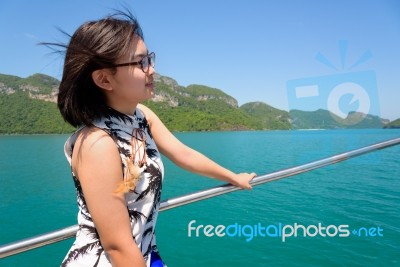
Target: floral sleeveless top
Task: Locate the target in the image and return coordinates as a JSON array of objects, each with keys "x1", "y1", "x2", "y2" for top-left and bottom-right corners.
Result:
[{"x1": 61, "y1": 107, "x2": 165, "y2": 267}]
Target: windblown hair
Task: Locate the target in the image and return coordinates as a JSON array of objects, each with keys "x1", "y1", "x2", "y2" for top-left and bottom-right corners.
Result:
[{"x1": 43, "y1": 10, "x2": 143, "y2": 127}]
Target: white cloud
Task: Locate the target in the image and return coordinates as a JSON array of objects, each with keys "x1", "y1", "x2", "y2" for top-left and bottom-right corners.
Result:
[{"x1": 23, "y1": 33, "x2": 38, "y2": 40}]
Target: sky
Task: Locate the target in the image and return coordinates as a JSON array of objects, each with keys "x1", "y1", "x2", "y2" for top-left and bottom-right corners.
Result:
[{"x1": 0, "y1": 0, "x2": 399, "y2": 120}]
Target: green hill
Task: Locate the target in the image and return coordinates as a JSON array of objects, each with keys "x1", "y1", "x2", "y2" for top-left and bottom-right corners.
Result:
[
  {"x1": 0, "y1": 73, "x2": 74, "y2": 134},
  {"x1": 289, "y1": 109, "x2": 385, "y2": 129},
  {"x1": 0, "y1": 73, "x2": 264, "y2": 133},
  {"x1": 0, "y1": 91, "x2": 74, "y2": 134},
  {"x1": 289, "y1": 109, "x2": 342, "y2": 129},
  {"x1": 0, "y1": 72, "x2": 395, "y2": 134},
  {"x1": 384, "y1": 118, "x2": 400, "y2": 129},
  {"x1": 240, "y1": 102, "x2": 291, "y2": 130},
  {"x1": 143, "y1": 75, "x2": 263, "y2": 131}
]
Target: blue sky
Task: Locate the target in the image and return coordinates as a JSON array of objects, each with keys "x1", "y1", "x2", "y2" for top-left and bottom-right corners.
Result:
[{"x1": 0, "y1": 0, "x2": 399, "y2": 120}]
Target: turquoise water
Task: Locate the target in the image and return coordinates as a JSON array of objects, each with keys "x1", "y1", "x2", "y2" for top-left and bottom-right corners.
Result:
[{"x1": 1, "y1": 129, "x2": 399, "y2": 266}]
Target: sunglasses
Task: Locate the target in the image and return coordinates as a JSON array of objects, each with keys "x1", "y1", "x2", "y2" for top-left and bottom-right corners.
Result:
[{"x1": 110, "y1": 52, "x2": 155, "y2": 73}]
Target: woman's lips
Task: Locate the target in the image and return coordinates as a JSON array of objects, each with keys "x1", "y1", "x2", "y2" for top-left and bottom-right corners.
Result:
[{"x1": 146, "y1": 83, "x2": 155, "y2": 94}]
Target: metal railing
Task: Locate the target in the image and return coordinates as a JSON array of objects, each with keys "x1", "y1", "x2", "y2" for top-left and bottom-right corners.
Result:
[{"x1": 1, "y1": 137, "x2": 400, "y2": 259}]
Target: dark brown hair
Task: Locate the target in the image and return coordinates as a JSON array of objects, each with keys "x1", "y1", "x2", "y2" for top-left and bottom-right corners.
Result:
[{"x1": 44, "y1": 10, "x2": 143, "y2": 127}]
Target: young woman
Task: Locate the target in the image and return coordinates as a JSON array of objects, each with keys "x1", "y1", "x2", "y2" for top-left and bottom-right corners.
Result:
[{"x1": 55, "y1": 10, "x2": 256, "y2": 267}]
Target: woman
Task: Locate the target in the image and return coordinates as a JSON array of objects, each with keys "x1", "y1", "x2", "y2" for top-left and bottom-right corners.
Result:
[{"x1": 55, "y1": 10, "x2": 256, "y2": 267}]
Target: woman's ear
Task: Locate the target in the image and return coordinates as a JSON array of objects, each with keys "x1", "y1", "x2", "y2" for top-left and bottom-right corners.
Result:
[{"x1": 91, "y1": 69, "x2": 113, "y2": 91}]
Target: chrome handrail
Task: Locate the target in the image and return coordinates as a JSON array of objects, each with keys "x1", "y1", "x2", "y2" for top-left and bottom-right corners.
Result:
[{"x1": 1, "y1": 137, "x2": 400, "y2": 259}]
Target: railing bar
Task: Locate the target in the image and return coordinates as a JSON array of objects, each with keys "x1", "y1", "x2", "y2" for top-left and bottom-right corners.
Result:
[
  {"x1": 161, "y1": 137, "x2": 400, "y2": 209},
  {"x1": 0, "y1": 226, "x2": 79, "y2": 258},
  {"x1": 1, "y1": 137, "x2": 399, "y2": 259}
]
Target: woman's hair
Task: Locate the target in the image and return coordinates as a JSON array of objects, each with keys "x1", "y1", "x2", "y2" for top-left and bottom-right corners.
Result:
[{"x1": 44, "y1": 10, "x2": 143, "y2": 127}]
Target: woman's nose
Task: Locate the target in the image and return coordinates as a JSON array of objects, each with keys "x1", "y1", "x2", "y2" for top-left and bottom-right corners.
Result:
[{"x1": 148, "y1": 65, "x2": 155, "y2": 75}]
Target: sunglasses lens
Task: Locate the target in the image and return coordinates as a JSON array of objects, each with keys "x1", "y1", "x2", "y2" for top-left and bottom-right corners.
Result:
[
  {"x1": 141, "y1": 53, "x2": 155, "y2": 72},
  {"x1": 142, "y1": 58, "x2": 149, "y2": 72},
  {"x1": 149, "y1": 53, "x2": 155, "y2": 67}
]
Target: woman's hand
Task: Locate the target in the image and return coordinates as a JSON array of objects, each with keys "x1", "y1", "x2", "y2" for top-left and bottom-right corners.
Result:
[{"x1": 231, "y1": 172, "x2": 257, "y2": 190}]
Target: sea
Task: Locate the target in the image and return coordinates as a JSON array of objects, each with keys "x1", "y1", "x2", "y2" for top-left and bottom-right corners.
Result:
[{"x1": 1, "y1": 129, "x2": 399, "y2": 267}]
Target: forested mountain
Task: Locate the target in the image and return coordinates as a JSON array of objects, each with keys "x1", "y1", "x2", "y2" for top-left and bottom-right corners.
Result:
[
  {"x1": 289, "y1": 109, "x2": 387, "y2": 129},
  {"x1": 384, "y1": 118, "x2": 400, "y2": 129},
  {"x1": 0, "y1": 72, "x2": 394, "y2": 134},
  {"x1": 239, "y1": 102, "x2": 291, "y2": 130},
  {"x1": 0, "y1": 73, "x2": 73, "y2": 134}
]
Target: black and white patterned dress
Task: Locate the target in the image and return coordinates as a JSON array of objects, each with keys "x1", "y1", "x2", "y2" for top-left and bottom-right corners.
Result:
[{"x1": 61, "y1": 107, "x2": 165, "y2": 267}]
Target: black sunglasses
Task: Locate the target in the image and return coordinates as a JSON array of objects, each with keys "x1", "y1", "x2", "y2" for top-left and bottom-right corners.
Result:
[{"x1": 110, "y1": 52, "x2": 155, "y2": 73}]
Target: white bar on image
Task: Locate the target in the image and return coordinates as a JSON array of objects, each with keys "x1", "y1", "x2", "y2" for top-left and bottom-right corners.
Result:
[{"x1": 295, "y1": 85, "x2": 319, "y2": 98}]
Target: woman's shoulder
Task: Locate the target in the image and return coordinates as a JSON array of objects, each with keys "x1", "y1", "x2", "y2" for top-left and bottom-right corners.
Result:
[
  {"x1": 74, "y1": 126, "x2": 117, "y2": 155},
  {"x1": 70, "y1": 126, "x2": 119, "y2": 178}
]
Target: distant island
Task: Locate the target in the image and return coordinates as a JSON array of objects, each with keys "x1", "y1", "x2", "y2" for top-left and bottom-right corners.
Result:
[
  {"x1": 0, "y1": 72, "x2": 398, "y2": 134},
  {"x1": 384, "y1": 118, "x2": 400, "y2": 129}
]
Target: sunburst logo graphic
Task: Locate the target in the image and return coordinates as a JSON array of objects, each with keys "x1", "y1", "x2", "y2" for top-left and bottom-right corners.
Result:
[
  {"x1": 287, "y1": 40, "x2": 381, "y2": 128},
  {"x1": 315, "y1": 40, "x2": 372, "y2": 71},
  {"x1": 317, "y1": 41, "x2": 373, "y2": 125}
]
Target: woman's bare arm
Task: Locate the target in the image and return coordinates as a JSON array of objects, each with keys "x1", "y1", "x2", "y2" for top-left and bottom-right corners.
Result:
[
  {"x1": 139, "y1": 104, "x2": 256, "y2": 189},
  {"x1": 72, "y1": 127, "x2": 146, "y2": 267}
]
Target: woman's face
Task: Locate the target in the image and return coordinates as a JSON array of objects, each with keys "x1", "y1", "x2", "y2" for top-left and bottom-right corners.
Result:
[{"x1": 106, "y1": 36, "x2": 155, "y2": 114}]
